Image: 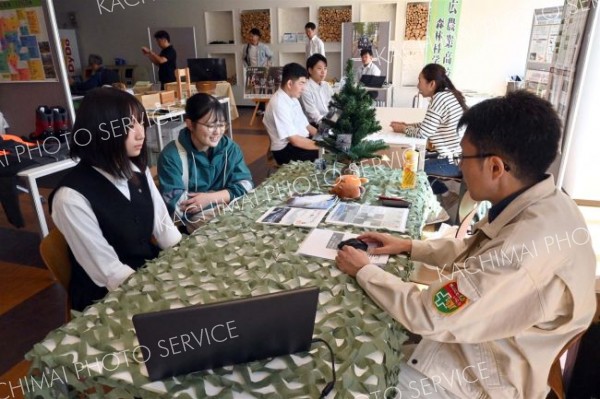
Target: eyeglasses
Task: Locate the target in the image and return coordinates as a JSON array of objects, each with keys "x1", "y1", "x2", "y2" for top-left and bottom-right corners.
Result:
[
  {"x1": 452, "y1": 153, "x2": 511, "y2": 171},
  {"x1": 197, "y1": 122, "x2": 229, "y2": 133}
]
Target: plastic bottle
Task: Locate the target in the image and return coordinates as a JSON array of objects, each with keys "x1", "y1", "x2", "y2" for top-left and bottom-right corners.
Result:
[{"x1": 400, "y1": 148, "x2": 419, "y2": 189}]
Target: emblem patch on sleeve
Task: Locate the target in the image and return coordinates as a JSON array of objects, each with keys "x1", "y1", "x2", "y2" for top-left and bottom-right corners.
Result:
[{"x1": 433, "y1": 281, "x2": 468, "y2": 315}]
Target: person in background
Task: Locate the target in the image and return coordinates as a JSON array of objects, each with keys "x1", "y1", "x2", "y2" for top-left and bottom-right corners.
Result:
[
  {"x1": 50, "y1": 88, "x2": 181, "y2": 311},
  {"x1": 142, "y1": 30, "x2": 177, "y2": 89},
  {"x1": 337, "y1": 90, "x2": 596, "y2": 399},
  {"x1": 390, "y1": 63, "x2": 468, "y2": 206},
  {"x1": 157, "y1": 93, "x2": 253, "y2": 229},
  {"x1": 357, "y1": 49, "x2": 381, "y2": 80},
  {"x1": 0, "y1": 111, "x2": 9, "y2": 135},
  {"x1": 300, "y1": 54, "x2": 333, "y2": 126},
  {"x1": 243, "y1": 28, "x2": 273, "y2": 115},
  {"x1": 305, "y1": 22, "x2": 325, "y2": 58},
  {"x1": 69, "y1": 54, "x2": 119, "y2": 95},
  {"x1": 243, "y1": 28, "x2": 273, "y2": 68},
  {"x1": 264, "y1": 63, "x2": 319, "y2": 165}
]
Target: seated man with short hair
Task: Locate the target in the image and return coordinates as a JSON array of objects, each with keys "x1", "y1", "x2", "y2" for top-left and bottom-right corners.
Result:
[
  {"x1": 263, "y1": 63, "x2": 319, "y2": 165},
  {"x1": 336, "y1": 90, "x2": 596, "y2": 398},
  {"x1": 70, "y1": 54, "x2": 120, "y2": 95},
  {"x1": 300, "y1": 53, "x2": 333, "y2": 127}
]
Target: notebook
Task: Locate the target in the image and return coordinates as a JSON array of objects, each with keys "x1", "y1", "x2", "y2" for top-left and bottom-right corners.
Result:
[
  {"x1": 132, "y1": 286, "x2": 319, "y2": 381},
  {"x1": 360, "y1": 74, "x2": 386, "y2": 88}
]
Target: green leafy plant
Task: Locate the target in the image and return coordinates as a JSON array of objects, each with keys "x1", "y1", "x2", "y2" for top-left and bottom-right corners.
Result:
[{"x1": 318, "y1": 59, "x2": 388, "y2": 162}]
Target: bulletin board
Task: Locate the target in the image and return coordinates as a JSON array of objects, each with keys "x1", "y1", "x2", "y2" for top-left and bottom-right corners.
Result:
[
  {"x1": 243, "y1": 66, "x2": 282, "y2": 99},
  {"x1": 0, "y1": 0, "x2": 58, "y2": 82},
  {"x1": 341, "y1": 22, "x2": 391, "y2": 78}
]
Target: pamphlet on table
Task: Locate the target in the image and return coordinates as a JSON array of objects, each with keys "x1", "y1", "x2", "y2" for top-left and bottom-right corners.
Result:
[{"x1": 325, "y1": 203, "x2": 409, "y2": 232}]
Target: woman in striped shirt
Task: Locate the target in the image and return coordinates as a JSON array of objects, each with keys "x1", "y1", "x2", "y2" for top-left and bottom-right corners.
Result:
[{"x1": 390, "y1": 64, "x2": 468, "y2": 194}]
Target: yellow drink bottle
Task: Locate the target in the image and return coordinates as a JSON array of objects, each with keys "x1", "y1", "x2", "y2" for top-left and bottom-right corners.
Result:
[{"x1": 401, "y1": 148, "x2": 419, "y2": 189}]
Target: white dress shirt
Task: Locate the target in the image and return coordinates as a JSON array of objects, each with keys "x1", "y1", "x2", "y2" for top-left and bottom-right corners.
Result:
[
  {"x1": 305, "y1": 36, "x2": 325, "y2": 58},
  {"x1": 263, "y1": 88, "x2": 310, "y2": 151},
  {"x1": 300, "y1": 78, "x2": 333, "y2": 124},
  {"x1": 52, "y1": 165, "x2": 181, "y2": 291},
  {"x1": 358, "y1": 62, "x2": 381, "y2": 79}
]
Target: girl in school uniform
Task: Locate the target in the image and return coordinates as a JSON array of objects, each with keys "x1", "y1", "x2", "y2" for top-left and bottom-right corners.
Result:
[{"x1": 51, "y1": 88, "x2": 182, "y2": 311}]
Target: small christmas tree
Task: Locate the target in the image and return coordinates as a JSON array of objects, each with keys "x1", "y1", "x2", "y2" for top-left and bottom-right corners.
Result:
[{"x1": 318, "y1": 59, "x2": 388, "y2": 162}]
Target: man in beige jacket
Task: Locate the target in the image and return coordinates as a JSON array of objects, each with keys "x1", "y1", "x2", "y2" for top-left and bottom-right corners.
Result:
[{"x1": 337, "y1": 91, "x2": 596, "y2": 398}]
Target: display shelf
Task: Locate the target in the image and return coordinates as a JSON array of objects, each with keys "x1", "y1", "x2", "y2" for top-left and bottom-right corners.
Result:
[
  {"x1": 278, "y1": 7, "x2": 309, "y2": 43},
  {"x1": 205, "y1": 11, "x2": 235, "y2": 45},
  {"x1": 207, "y1": 53, "x2": 238, "y2": 86},
  {"x1": 318, "y1": 5, "x2": 352, "y2": 42},
  {"x1": 360, "y1": 3, "x2": 398, "y2": 39},
  {"x1": 240, "y1": 9, "x2": 271, "y2": 43}
]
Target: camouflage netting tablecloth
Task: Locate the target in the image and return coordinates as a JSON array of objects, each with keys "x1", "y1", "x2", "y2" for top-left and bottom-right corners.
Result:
[{"x1": 25, "y1": 162, "x2": 441, "y2": 399}]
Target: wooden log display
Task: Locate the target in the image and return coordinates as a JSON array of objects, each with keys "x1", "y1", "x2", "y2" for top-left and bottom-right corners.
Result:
[
  {"x1": 405, "y1": 2, "x2": 429, "y2": 40},
  {"x1": 318, "y1": 6, "x2": 352, "y2": 42},
  {"x1": 241, "y1": 10, "x2": 271, "y2": 43}
]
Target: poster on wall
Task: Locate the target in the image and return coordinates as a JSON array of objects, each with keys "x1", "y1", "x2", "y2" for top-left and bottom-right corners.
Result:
[
  {"x1": 425, "y1": 0, "x2": 462, "y2": 77},
  {"x1": 523, "y1": 6, "x2": 563, "y2": 99},
  {"x1": 341, "y1": 22, "x2": 391, "y2": 79},
  {"x1": 58, "y1": 28, "x2": 81, "y2": 76},
  {"x1": 0, "y1": 0, "x2": 57, "y2": 82},
  {"x1": 243, "y1": 66, "x2": 283, "y2": 99}
]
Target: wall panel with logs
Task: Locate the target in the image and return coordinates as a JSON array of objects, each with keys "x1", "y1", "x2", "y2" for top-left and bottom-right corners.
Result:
[
  {"x1": 318, "y1": 6, "x2": 352, "y2": 42},
  {"x1": 404, "y1": 2, "x2": 429, "y2": 40},
  {"x1": 240, "y1": 10, "x2": 271, "y2": 43}
]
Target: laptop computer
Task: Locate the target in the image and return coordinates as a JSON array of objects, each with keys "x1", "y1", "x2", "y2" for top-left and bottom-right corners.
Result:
[
  {"x1": 360, "y1": 74, "x2": 386, "y2": 88},
  {"x1": 132, "y1": 286, "x2": 319, "y2": 381}
]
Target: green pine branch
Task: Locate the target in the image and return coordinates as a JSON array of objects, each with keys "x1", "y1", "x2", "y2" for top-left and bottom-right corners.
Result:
[{"x1": 317, "y1": 59, "x2": 388, "y2": 162}]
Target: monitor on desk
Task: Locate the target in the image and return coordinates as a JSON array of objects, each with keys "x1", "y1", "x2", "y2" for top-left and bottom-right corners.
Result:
[
  {"x1": 188, "y1": 58, "x2": 227, "y2": 82},
  {"x1": 132, "y1": 286, "x2": 319, "y2": 381}
]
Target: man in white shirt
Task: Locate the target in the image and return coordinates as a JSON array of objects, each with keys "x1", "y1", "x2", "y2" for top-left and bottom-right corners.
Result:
[
  {"x1": 264, "y1": 63, "x2": 319, "y2": 165},
  {"x1": 358, "y1": 49, "x2": 381, "y2": 80},
  {"x1": 305, "y1": 22, "x2": 325, "y2": 59},
  {"x1": 300, "y1": 54, "x2": 333, "y2": 126}
]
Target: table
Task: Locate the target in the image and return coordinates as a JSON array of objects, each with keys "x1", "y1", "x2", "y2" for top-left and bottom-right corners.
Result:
[
  {"x1": 368, "y1": 107, "x2": 428, "y2": 170},
  {"x1": 17, "y1": 158, "x2": 78, "y2": 237},
  {"x1": 25, "y1": 162, "x2": 441, "y2": 398}
]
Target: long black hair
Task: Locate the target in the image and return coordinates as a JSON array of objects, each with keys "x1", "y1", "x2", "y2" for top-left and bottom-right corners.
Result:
[
  {"x1": 421, "y1": 63, "x2": 468, "y2": 111},
  {"x1": 70, "y1": 87, "x2": 148, "y2": 179}
]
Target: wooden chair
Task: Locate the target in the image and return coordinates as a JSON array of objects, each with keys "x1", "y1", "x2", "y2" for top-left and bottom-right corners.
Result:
[
  {"x1": 547, "y1": 331, "x2": 585, "y2": 399},
  {"x1": 39, "y1": 228, "x2": 72, "y2": 321},
  {"x1": 175, "y1": 67, "x2": 192, "y2": 101}
]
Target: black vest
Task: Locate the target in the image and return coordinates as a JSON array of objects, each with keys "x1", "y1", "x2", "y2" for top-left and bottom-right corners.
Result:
[{"x1": 50, "y1": 164, "x2": 159, "y2": 311}]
